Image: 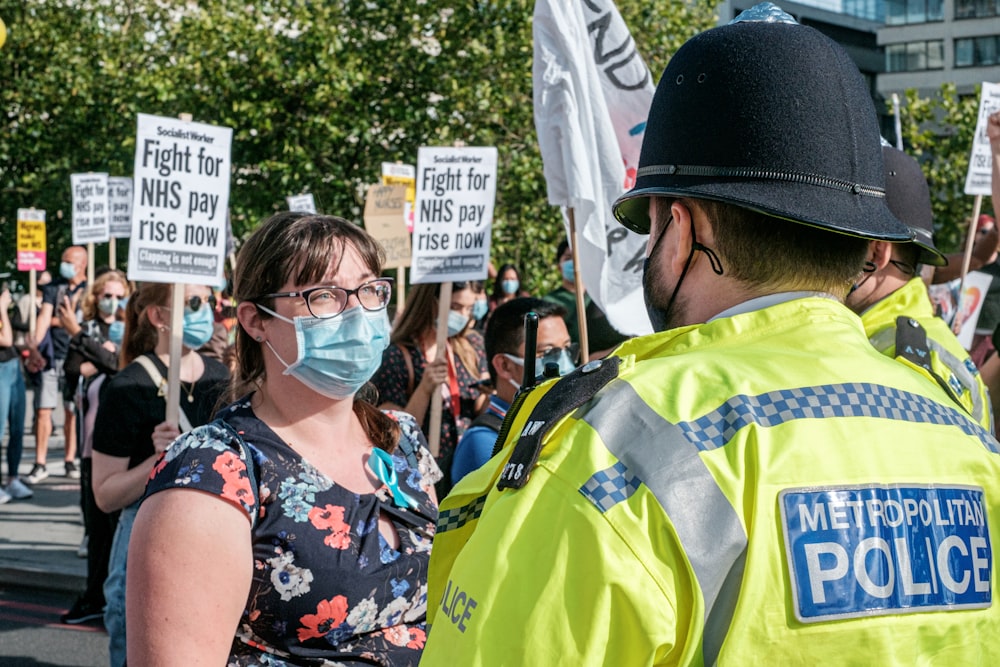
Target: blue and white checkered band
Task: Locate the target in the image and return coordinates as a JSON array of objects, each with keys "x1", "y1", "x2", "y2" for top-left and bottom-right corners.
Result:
[{"x1": 579, "y1": 462, "x2": 642, "y2": 513}]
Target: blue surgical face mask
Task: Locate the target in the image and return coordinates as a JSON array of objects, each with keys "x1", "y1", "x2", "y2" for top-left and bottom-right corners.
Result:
[
  {"x1": 98, "y1": 297, "x2": 120, "y2": 316},
  {"x1": 502, "y1": 279, "x2": 519, "y2": 295},
  {"x1": 560, "y1": 260, "x2": 574, "y2": 283},
  {"x1": 108, "y1": 320, "x2": 125, "y2": 345},
  {"x1": 447, "y1": 309, "x2": 470, "y2": 337},
  {"x1": 503, "y1": 349, "x2": 575, "y2": 378},
  {"x1": 472, "y1": 298, "x2": 489, "y2": 322},
  {"x1": 182, "y1": 304, "x2": 215, "y2": 349},
  {"x1": 60, "y1": 261, "x2": 77, "y2": 280},
  {"x1": 259, "y1": 305, "x2": 390, "y2": 399}
]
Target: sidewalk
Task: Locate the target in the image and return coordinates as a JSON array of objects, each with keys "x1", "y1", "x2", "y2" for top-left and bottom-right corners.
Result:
[{"x1": 0, "y1": 405, "x2": 87, "y2": 595}]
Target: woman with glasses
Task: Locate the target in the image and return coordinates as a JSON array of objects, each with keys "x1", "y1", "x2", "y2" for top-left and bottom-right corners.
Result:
[
  {"x1": 372, "y1": 280, "x2": 489, "y2": 496},
  {"x1": 91, "y1": 280, "x2": 230, "y2": 666},
  {"x1": 126, "y1": 213, "x2": 441, "y2": 665}
]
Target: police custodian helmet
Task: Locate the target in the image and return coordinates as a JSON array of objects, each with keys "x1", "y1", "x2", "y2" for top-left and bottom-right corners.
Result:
[
  {"x1": 612, "y1": 3, "x2": 912, "y2": 243},
  {"x1": 881, "y1": 143, "x2": 947, "y2": 266}
]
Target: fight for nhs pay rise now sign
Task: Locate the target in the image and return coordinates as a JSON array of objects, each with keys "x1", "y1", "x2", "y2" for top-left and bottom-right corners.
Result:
[{"x1": 127, "y1": 114, "x2": 232, "y2": 286}]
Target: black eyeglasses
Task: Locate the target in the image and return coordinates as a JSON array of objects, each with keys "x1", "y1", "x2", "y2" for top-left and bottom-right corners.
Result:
[
  {"x1": 537, "y1": 343, "x2": 580, "y2": 366},
  {"x1": 185, "y1": 294, "x2": 217, "y2": 312},
  {"x1": 888, "y1": 259, "x2": 917, "y2": 277},
  {"x1": 255, "y1": 278, "x2": 394, "y2": 319}
]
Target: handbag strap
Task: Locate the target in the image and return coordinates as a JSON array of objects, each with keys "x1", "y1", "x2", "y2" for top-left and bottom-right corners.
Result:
[
  {"x1": 133, "y1": 354, "x2": 193, "y2": 432},
  {"x1": 218, "y1": 420, "x2": 261, "y2": 530}
]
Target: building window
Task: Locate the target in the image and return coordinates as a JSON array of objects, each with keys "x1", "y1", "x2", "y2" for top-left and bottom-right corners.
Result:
[
  {"x1": 889, "y1": 0, "x2": 944, "y2": 23},
  {"x1": 955, "y1": 36, "x2": 1000, "y2": 66},
  {"x1": 955, "y1": 0, "x2": 1000, "y2": 18},
  {"x1": 885, "y1": 40, "x2": 946, "y2": 71}
]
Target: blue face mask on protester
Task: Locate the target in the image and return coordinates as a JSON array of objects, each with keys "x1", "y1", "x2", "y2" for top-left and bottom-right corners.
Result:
[
  {"x1": 108, "y1": 320, "x2": 125, "y2": 345},
  {"x1": 472, "y1": 298, "x2": 488, "y2": 322},
  {"x1": 503, "y1": 348, "x2": 576, "y2": 379},
  {"x1": 258, "y1": 304, "x2": 390, "y2": 399},
  {"x1": 502, "y1": 279, "x2": 519, "y2": 295},
  {"x1": 182, "y1": 304, "x2": 215, "y2": 350},
  {"x1": 59, "y1": 261, "x2": 77, "y2": 280},
  {"x1": 560, "y1": 260, "x2": 574, "y2": 283},
  {"x1": 447, "y1": 309, "x2": 470, "y2": 337},
  {"x1": 98, "y1": 297, "x2": 120, "y2": 316}
]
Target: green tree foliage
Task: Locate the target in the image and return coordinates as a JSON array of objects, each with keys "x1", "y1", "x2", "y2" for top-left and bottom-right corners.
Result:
[
  {"x1": 0, "y1": 0, "x2": 715, "y2": 293},
  {"x1": 895, "y1": 83, "x2": 989, "y2": 254}
]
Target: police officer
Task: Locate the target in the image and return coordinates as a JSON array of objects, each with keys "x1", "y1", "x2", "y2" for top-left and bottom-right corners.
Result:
[
  {"x1": 422, "y1": 4, "x2": 1000, "y2": 664},
  {"x1": 846, "y1": 144, "x2": 993, "y2": 432}
]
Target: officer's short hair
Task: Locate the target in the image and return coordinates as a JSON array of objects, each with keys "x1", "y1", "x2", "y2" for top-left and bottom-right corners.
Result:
[
  {"x1": 484, "y1": 297, "x2": 567, "y2": 386},
  {"x1": 665, "y1": 198, "x2": 870, "y2": 298}
]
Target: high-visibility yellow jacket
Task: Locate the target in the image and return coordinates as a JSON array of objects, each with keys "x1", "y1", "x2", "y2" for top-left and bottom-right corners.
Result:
[
  {"x1": 862, "y1": 277, "x2": 993, "y2": 432},
  {"x1": 424, "y1": 296, "x2": 1000, "y2": 666}
]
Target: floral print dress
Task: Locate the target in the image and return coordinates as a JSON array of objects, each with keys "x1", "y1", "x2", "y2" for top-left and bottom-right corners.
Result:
[{"x1": 143, "y1": 397, "x2": 441, "y2": 666}]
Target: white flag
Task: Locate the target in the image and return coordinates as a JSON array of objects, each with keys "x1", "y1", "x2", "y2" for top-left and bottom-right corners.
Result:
[{"x1": 533, "y1": 0, "x2": 654, "y2": 336}]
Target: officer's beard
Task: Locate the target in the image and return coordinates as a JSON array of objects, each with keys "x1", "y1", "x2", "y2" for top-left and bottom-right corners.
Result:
[{"x1": 643, "y1": 214, "x2": 690, "y2": 332}]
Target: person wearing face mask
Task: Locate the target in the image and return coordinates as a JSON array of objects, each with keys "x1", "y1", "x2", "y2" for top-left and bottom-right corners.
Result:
[
  {"x1": 91, "y1": 281, "x2": 229, "y2": 666},
  {"x1": 423, "y1": 7, "x2": 1000, "y2": 664},
  {"x1": 125, "y1": 213, "x2": 440, "y2": 665},
  {"x1": 60, "y1": 269, "x2": 131, "y2": 625},
  {"x1": 372, "y1": 281, "x2": 489, "y2": 496},
  {"x1": 488, "y1": 263, "x2": 530, "y2": 314},
  {"x1": 451, "y1": 298, "x2": 572, "y2": 485}
]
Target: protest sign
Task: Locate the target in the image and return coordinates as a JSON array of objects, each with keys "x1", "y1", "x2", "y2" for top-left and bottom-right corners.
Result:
[
  {"x1": 287, "y1": 193, "x2": 317, "y2": 213},
  {"x1": 951, "y1": 271, "x2": 993, "y2": 349},
  {"x1": 382, "y1": 162, "x2": 416, "y2": 232},
  {"x1": 410, "y1": 146, "x2": 497, "y2": 284},
  {"x1": 964, "y1": 82, "x2": 1000, "y2": 196},
  {"x1": 16, "y1": 208, "x2": 46, "y2": 272},
  {"x1": 364, "y1": 184, "x2": 411, "y2": 268},
  {"x1": 108, "y1": 177, "x2": 133, "y2": 238},
  {"x1": 127, "y1": 113, "x2": 232, "y2": 286},
  {"x1": 71, "y1": 173, "x2": 110, "y2": 244}
]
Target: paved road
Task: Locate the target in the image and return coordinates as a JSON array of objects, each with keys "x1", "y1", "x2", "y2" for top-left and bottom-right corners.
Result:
[{"x1": 0, "y1": 584, "x2": 107, "y2": 666}]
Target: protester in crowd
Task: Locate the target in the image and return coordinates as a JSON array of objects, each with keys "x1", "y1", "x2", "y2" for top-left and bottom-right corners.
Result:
[
  {"x1": 372, "y1": 281, "x2": 489, "y2": 495},
  {"x1": 92, "y1": 281, "x2": 229, "y2": 667},
  {"x1": 452, "y1": 297, "x2": 572, "y2": 485},
  {"x1": 0, "y1": 285, "x2": 31, "y2": 503},
  {"x1": 544, "y1": 238, "x2": 629, "y2": 359},
  {"x1": 488, "y1": 263, "x2": 529, "y2": 312},
  {"x1": 126, "y1": 212, "x2": 440, "y2": 664},
  {"x1": 422, "y1": 7, "x2": 1000, "y2": 663},
  {"x1": 27, "y1": 246, "x2": 88, "y2": 483},
  {"x1": 845, "y1": 145, "x2": 993, "y2": 431},
  {"x1": 59, "y1": 270, "x2": 130, "y2": 625}
]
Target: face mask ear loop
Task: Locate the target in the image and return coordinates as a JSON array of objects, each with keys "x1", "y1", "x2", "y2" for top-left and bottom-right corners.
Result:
[{"x1": 692, "y1": 241, "x2": 725, "y2": 276}]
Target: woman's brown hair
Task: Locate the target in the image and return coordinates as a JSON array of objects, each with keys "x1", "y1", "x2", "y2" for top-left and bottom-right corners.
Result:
[
  {"x1": 119, "y1": 282, "x2": 171, "y2": 368},
  {"x1": 232, "y1": 212, "x2": 400, "y2": 452}
]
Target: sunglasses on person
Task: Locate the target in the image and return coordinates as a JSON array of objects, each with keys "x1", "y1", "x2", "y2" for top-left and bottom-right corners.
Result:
[{"x1": 185, "y1": 294, "x2": 217, "y2": 312}]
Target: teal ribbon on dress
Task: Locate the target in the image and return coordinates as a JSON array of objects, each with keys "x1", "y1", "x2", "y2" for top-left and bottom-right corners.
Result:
[{"x1": 368, "y1": 448, "x2": 418, "y2": 510}]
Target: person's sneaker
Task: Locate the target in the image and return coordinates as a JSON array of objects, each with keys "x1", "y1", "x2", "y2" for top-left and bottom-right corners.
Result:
[
  {"x1": 0, "y1": 487, "x2": 10, "y2": 505},
  {"x1": 77, "y1": 535, "x2": 89, "y2": 559},
  {"x1": 64, "y1": 460, "x2": 81, "y2": 480},
  {"x1": 5, "y1": 478, "x2": 33, "y2": 500},
  {"x1": 60, "y1": 597, "x2": 104, "y2": 625},
  {"x1": 25, "y1": 464, "x2": 48, "y2": 485}
]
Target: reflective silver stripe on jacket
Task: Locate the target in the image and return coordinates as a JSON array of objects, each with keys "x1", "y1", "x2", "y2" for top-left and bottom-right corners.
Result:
[
  {"x1": 581, "y1": 379, "x2": 747, "y2": 666},
  {"x1": 870, "y1": 327, "x2": 993, "y2": 431}
]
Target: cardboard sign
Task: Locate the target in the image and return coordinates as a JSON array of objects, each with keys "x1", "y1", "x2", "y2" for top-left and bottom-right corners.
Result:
[
  {"x1": 364, "y1": 184, "x2": 411, "y2": 268},
  {"x1": 287, "y1": 193, "x2": 317, "y2": 213},
  {"x1": 382, "y1": 162, "x2": 416, "y2": 232},
  {"x1": 127, "y1": 113, "x2": 232, "y2": 285},
  {"x1": 964, "y1": 82, "x2": 1000, "y2": 195},
  {"x1": 71, "y1": 173, "x2": 110, "y2": 244},
  {"x1": 410, "y1": 146, "x2": 497, "y2": 284},
  {"x1": 952, "y1": 270, "x2": 994, "y2": 348},
  {"x1": 16, "y1": 209, "x2": 46, "y2": 272},
  {"x1": 108, "y1": 176, "x2": 133, "y2": 238}
]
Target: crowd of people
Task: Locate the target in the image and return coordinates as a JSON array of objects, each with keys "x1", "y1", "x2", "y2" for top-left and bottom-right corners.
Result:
[{"x1": 4, "y1": 4, "x2": 1000, "y2": 664}]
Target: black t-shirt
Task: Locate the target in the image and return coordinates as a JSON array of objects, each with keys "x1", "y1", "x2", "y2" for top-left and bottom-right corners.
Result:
[
  {"x1": 92, "y1": 353, "x2": 229, "y2": 469},
  {"x1": 42, "y1": 279, "x2": 87, "y2": 360}
]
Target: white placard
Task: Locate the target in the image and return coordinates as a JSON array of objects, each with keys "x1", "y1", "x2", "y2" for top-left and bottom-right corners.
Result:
[
  {"x1": 71, "y1": 173, "x2": 110, "y2": 244},
  {"x1": 410, "y1": 146, "x2": 497, "y2": 284},
  {"x1": 952, "y1": 271, "x2": 994, "y2": 349},
  {"x1": 964, "y1": 82, "x2": 1000, "y2": 195},
  {"x1": 286, "y1": 193, "x2": 317, "y2": 213},
  {"x1": 127, "y1": 113, "x2": 232, "y2": 285},
  {"x1": 108, "y1": 176, "x2": 133, "y2": 238}
]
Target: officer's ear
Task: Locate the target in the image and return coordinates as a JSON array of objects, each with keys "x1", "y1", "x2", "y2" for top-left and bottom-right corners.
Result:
[
  {"x1": 668, "y1": 200, "x2": 697, "y2": 278},
  {"x1": 869, "y1": 241, "x2": 893, "y2": 271}
]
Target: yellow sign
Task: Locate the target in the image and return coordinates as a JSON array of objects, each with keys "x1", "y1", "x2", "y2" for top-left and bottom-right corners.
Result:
[
  {"x1": 17, "y1": 209, "x2": 47, "y2": 271},
  {"x1": 18, "y1": 220, "x2": 46, "y2": 251}
]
